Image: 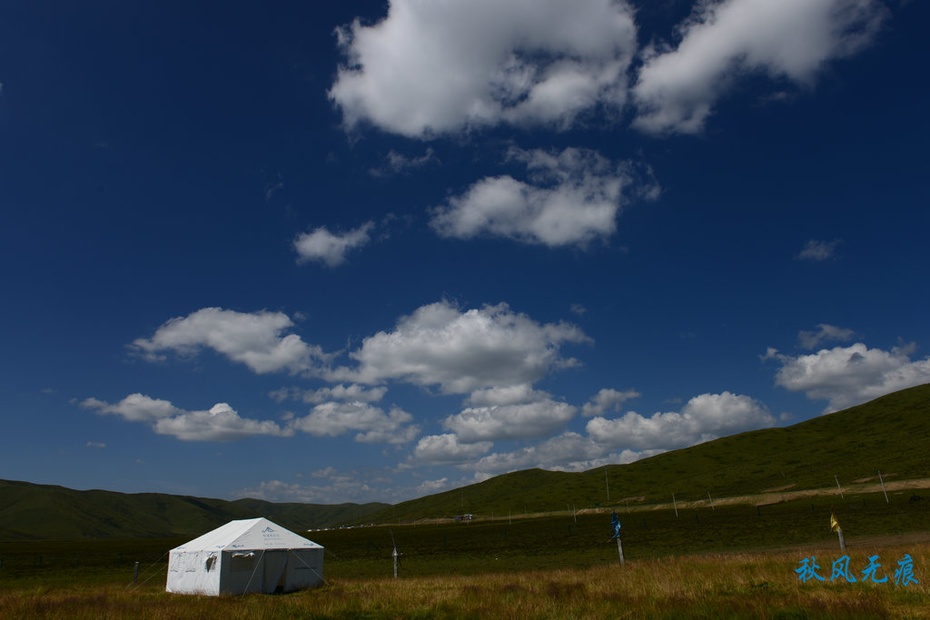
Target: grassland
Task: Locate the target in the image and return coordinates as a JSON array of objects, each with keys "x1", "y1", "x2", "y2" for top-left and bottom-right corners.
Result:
[
  {"x1": 2, "y1": 489, "x2": 929, "y2": 618},
  {"x1": 1, "y1": 532, "x2": 927, "y2": 618}
]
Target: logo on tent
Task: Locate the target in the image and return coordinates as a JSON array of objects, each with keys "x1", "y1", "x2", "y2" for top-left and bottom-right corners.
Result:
[{"x1": 262, "y1": 527, "x2": 275, "y2": 533}]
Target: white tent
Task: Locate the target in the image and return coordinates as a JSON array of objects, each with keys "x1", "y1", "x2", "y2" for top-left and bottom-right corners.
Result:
[{"x1": 166, "y1": 517, "x2": 324, "y2": 596}]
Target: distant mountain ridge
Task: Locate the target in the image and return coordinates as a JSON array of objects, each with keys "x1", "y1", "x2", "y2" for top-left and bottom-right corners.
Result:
[
  {"x1": 3, "y1": 384, "x2": 928, "y2": 540},
  {"x1": 0, "y1": 479, "x2": 387, "y2": 540}
]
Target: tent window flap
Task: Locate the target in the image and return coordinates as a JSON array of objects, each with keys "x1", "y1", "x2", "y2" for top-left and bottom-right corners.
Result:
[{"x1": 230, "y1": 552, "x2": 256, "y2": 572}]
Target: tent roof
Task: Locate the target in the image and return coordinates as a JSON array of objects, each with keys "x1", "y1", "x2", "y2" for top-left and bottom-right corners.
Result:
[{"x1": 171, "y1": 517, "x2": 323, "y2": 552}]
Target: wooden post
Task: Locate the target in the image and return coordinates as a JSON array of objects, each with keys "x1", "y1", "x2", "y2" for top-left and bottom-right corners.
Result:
[
  {"x1": 834, "y1": 475, "x2": 844, "y2": 498},
  {"x1": 672, "y1": 493, "x2": 679, "y2": 518},
  {"x1": 616, "y1": 536, "x2": 625, "y2": 566},
  {"x1": 133, "y1": 561, "x2": 140, "y2": 585},
  {"x1": 836, "y1": 527, "x2": 846, "y2": 551}
]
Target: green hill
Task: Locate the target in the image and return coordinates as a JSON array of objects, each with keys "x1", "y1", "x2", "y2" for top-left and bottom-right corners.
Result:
[
  {"x1": 372, "y1": 383, "x2": 930, "y2": 522},
  {"x1": 3, "y1": 384, "x2": 928, "y2": 540},
  {"x1": 0, "y1": 480, "x2": 387, "y2": 540}
]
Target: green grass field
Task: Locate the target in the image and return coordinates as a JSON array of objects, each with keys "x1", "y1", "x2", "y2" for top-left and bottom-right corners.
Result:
[{"x1": 2, "y1": 490, "x2": 928, "y2": 618}]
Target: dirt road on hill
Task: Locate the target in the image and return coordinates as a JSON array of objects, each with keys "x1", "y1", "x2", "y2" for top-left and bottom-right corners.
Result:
[{"x1": 578, "y1": 477, "x2": 930, "y2": 515}]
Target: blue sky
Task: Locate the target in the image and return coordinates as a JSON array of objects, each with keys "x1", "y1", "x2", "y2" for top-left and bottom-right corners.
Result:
[{"x1": 1, "y1": 0, "x2": 928, "y2": 504}]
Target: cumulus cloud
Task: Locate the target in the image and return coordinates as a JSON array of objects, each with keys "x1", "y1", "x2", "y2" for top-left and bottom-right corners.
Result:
[
  {"x1": 413, "y1": 433, "x2": 494, "y2": 464},
  {"x1": 633, "y1": 0, "x2": 888, "y2": 134},
  {"x1": 464, "y1": 385, "x2": 549, "y2": 407},
  {"x1": 586, "y1": 392, "x2": 774, "y2": 451},
  {"x1": 294, "y1": 222, "x2": 374, "y2": 267},
  {"x1": 582, "y1": 388, "x2": 641, "y2": 417},
  {"x1": 329, "y1": 0, "x2": 637, "y2": 137},
  {"x1": 431, "y1": 147, "x2": 639, "y2": 248},
  {"x1": 443, "y1": 397, "x2": 576, "y2": 443},
  {"x1": 443, "y1": 384, "x2": 577, "y2": 444},
  {"x1": 131, "y1": 307, "x2": 328, "y2": 376},
  {"x1": 796, "y1": 239, "x2": 842, "y2": 261},
  {"x1": 81, "y1": 393, "x2": 181, "y2": 422},
  {"x1": 798, "y1": 323, "x2": 855, "y2": 350},
  {"x1": 765, "y1": 343, "x2": 930, "y2": 412},
  {"x1": 82, "y1": 394, "x2": 292, "y2": 441},
  {"x1": 329, "y1": 300, "x2": 589, "y2": 393},
  {"x1": 292, "y1": 401, "x2": 419, "y2": 444}
]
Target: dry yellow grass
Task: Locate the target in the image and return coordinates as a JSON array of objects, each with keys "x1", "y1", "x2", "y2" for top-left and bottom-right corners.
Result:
[{"x1": 2, "y1": 541, "x2": 927, "y2": 619}]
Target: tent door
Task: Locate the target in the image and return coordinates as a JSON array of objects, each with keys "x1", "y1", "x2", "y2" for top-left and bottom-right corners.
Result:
[{"x1": 263, "y1": 550, "x2": 288, "y2": 594}]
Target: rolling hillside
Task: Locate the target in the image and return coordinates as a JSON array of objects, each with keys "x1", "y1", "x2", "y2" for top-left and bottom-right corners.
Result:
[
  {"x1": 3, "y1": 384, "x2": 928, "y2": 540},
  {"x1": 372, "y1": 383, "x2": 930, "y2": 522},
  {"x1": 0, "y1": 480, "x2": 387, "y2": 540}
]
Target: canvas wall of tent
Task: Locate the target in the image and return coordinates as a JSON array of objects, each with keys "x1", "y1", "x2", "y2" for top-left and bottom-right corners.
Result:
[{"x1": 166, "y1": 517, "x2": 324, "y2": 596}]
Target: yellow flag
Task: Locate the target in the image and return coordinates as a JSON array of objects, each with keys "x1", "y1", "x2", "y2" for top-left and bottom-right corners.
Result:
[{"x1": 830, "y1": 512, "x2": 840, "y2": 532}]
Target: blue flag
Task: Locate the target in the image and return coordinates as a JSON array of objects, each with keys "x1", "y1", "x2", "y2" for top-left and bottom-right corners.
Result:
[{"x1": 611, "y1": 511, "x2": 621, "y2": 539}]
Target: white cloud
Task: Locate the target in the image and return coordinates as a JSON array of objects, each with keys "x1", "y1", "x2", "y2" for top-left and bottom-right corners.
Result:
[
  {"x1": 431, "y1": 148, "x2": 632, "y2": 248},
  {"x1": 329, "y1": 0, "x2": 637, "y2": 137},
  {"x1": 444, "y1": 384, "x2": 578, "y2": 443},
  {"x1": 82, "y1": 395, "x2": 292, "y2": 442},
  {"x1": 294, "y1": 222, "x2": 374, "y2": 267},
  {"x1": 85, "y1": 441, "x2": 106, "y2": 449},
  {"x1": 586, "y1": 392, "x2": 774, "y2": 451},
  {"x1": 270, "y1": 384, "x2": 388, "y2": 405},
  {"x1": 798, "y1": 323, "x2": 855, "y2": 350},
  {"x1": 766, "y1": 343, "x2": 930, "y2": 412},
  {"x1": 131, "y1": 307, "x2": 328, "y2": 376},
  {"x1": 796, "y1": 239, "x2": 842, "y2": 261},
  {"x1": 329, "y1": 300, "x2": 589, "y2": 394},
  {"x1": 81, "y1": 393, "x2": 180, "y2": 422},
  {"x1": 154, "y1": 403, "x2": 293, "y2": 442},
  {"x1": 470, "y1": 432, "x2": 660, "y2": 478},
  {"x1": 465, "y1": 384, "x2": 549, "y2": 407},
  {"x1": 292, "y1": 401, "x2": 419, "y2": 444},
  {"x1": 633, "y1": 0, "x2": 888, "y2": 134},
  {"x1": 413, "y1": 433, "x2": 493, "y2": 464},
  {"x1": 582, "y1": 388, "x2": 641, "y2": 417},
  {"x1": 443, "y1": 398, "x2": 576, "y2": 443}
]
